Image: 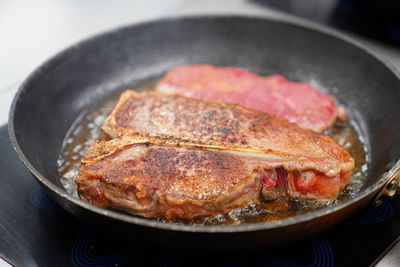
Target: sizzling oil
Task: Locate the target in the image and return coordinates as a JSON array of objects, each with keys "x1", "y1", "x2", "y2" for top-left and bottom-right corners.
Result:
[{"x1": 58, "y1": 80, "x2": 369, "y2": 226}]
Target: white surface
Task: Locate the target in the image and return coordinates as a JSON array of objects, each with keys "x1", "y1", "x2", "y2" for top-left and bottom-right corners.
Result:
[
  {"x1": 0, "y1": 0, "x2": 181, "y2": 87},
  {"x1": 0, "y1": 259, "x2": 11, "y2": 267}
]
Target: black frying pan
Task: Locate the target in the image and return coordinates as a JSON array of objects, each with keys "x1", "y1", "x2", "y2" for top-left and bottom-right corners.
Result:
[{"x1": 8, "y1": 16, "x2": 400, "y2": 250}]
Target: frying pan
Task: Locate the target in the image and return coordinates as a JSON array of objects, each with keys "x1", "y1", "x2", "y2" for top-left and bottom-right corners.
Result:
[{"x1": 8, "y1": 16, "x2": 400, "y2": 250}]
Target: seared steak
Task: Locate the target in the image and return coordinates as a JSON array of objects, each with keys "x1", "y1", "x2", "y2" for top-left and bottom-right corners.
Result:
[
  {"x1": 102, "y1": 91, "x2": 353, "y2": 178},
  {"x1": 156, "y1": 64, "x2": 346, "y2": 132},
  {"x1": 75, "y1": 92, "x2": 354, "y2": 220},
  {"x1": 76, "y1": 135, "x2": 350, "y2": 220}
]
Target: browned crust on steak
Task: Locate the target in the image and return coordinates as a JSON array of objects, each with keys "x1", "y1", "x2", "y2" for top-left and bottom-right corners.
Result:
[
  {"x1": 76, "y1": 141, "x2": 264, "y2": 220},
  {"x1": 76, "y1": 135, "x2": 350, "y2": 220},
  {"x1": 101, "y1": 91, "x2": 354, "y2": 177}
]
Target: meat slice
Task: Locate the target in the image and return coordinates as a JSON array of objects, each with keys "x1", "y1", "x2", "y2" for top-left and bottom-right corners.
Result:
[
  {"x1": 156, "y1": 64, "x2": 346, "y2": 132},
  {"x1": 101, "y1": 91, "x2": 354, "y2": 179},
  {"x1": 76, "y1": 136, "x2": 349, "y2": 220}
]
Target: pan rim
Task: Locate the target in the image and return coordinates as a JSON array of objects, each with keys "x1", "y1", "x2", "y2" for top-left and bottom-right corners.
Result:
[{"x1": 8, "y1": 14, "x2": 400, "y2": 233}]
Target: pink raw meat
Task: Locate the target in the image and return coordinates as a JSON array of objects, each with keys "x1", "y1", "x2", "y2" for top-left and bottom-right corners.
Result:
[{"x1": 156, "y1": 64, "x2": 346, "y2": 132}]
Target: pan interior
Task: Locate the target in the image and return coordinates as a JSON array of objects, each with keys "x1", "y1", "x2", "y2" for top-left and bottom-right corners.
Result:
[{"x1": 10, "y1": 16, "x2": 400, "y2": 231}]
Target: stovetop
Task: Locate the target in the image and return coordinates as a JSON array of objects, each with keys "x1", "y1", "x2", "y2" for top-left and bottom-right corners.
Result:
[{"x1": 0, "y1": 124, "x2": 399, "y2": 266}]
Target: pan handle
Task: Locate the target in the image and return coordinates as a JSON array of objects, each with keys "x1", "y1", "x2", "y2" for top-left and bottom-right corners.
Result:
[{"x1": 374, "y1": 159, "x2": 400, "y2": 206}]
